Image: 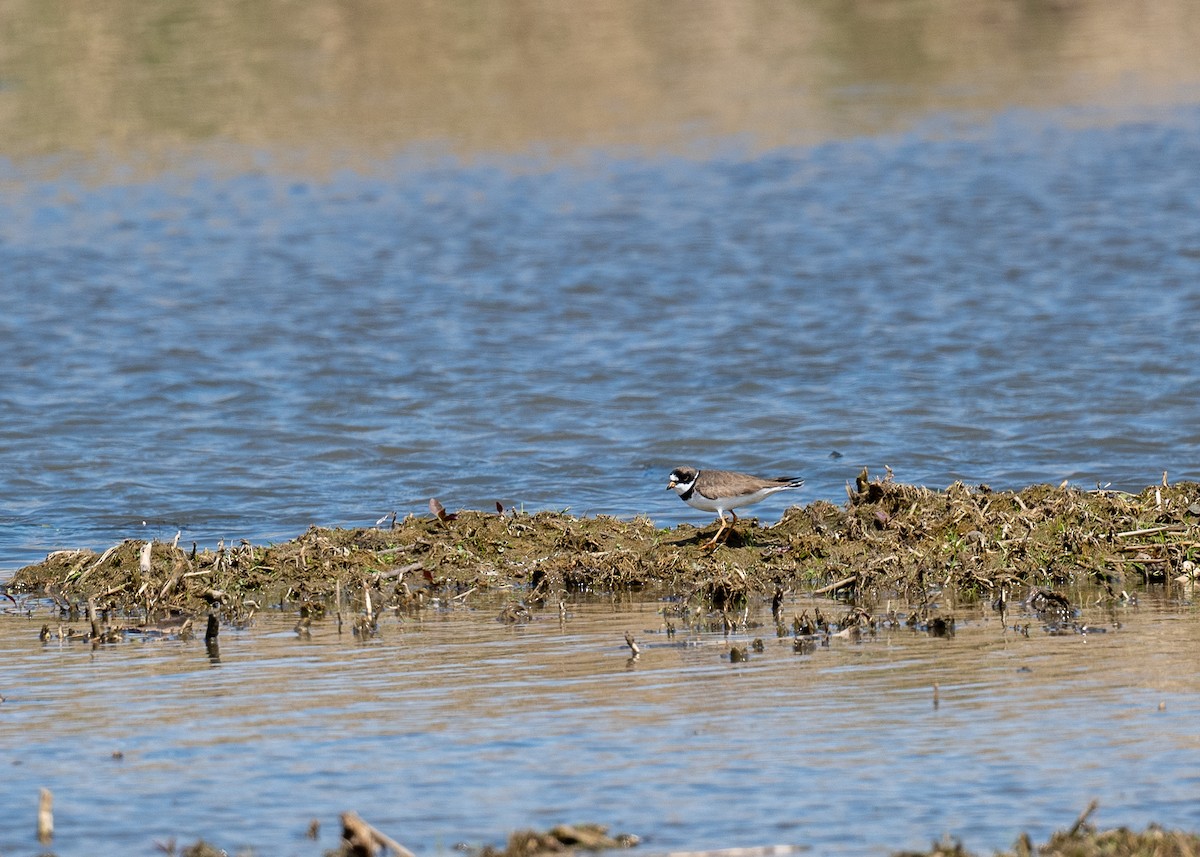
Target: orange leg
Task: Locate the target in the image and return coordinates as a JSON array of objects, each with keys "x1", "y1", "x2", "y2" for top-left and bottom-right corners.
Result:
[{"x1": 702, "y1": 510, "x2": 738, "y2": 550}]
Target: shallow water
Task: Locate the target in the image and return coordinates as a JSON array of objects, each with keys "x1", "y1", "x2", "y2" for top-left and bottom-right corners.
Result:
[{"x1": 3, "y1": 591, "x2": 1200, "y2": 855}]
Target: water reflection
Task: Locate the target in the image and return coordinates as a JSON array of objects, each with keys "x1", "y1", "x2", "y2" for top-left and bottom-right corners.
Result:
[
  {"x1": 2, "y1": 592, "x2": 1199, "y2": 855},
  {"x1": 2, "y1": 0, "x2": 1199, "y2": 170}
]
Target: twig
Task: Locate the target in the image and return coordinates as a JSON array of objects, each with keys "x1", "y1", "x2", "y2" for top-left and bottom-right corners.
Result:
[
  {"x1": 811, "y1": 575, "x2": 858, "y2": 596},
  {"x1": 153, "y1": 560, "x2": 190, "y2": 614},
  {"x1": 1116, "y1": 525, "x2": 1183, "y2": 538},
  {"x1": 373, "y1": 561, "x2": 423, "y2": 581},
  {"x1": 1067, "y1": 799, "x2": 1099, "y2": 837},
  {"x1": 71, "y1": 543, "x2": 122, "y2": 584},
  {"x1": 340, "y1": 810, "x2": 416, "y2": 857}
]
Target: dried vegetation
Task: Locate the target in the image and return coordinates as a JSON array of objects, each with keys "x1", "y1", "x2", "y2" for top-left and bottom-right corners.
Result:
[
  {"x1": 899, "y1": 802, "x2": 1200, "y2": 857},
  {"x1": 88, "y1": 801, "x2": 1200, "y2": 857},
  {"x1": 7, "y1": 471, "x2": 1200, "y2": 626}
]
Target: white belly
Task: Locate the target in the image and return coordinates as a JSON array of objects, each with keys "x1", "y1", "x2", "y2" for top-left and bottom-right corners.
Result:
[{"x1": 685, "y1": 486, "x2": 781, "y2": 514}]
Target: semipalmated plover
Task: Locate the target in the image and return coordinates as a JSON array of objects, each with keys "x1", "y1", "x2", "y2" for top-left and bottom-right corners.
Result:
[{"x1": 666, "y1": 466, "x2": 804, "y2": 549}]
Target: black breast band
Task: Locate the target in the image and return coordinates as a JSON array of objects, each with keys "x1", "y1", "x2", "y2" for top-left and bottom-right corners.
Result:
[{"x1": 679, "y1": 474, "x2": 698, "y2": 502}]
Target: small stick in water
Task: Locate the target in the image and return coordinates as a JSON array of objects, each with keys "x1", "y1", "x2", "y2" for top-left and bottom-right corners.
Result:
[
  {"x1": 87, "y1": 597, "x2": 101, "y2": 641},
  {"x1": 38, "y1": 788, "x2": 53, "y2": 844}
]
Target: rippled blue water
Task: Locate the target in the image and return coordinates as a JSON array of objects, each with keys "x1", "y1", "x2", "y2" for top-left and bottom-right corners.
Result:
[{"x1": 3, "y1": 106, "x2": 1200, "y2": 573}]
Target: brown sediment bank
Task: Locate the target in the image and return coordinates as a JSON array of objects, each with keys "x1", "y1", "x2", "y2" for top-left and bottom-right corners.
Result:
[{"x1": 7, "y1": 471, "x2": 1198, "y2": 621}]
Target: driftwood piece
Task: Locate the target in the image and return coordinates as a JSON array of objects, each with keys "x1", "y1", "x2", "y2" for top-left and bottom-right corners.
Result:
[{"x1": 340, "y1": 811, "x2": 416, "y2": 857}]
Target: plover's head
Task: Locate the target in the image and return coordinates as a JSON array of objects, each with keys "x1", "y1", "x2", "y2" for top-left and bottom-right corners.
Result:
[{"x1": 666, "y1": 466, "x2": 699, "y2": 493}]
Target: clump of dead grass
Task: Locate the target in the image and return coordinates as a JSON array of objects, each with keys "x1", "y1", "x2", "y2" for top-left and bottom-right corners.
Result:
[
  {"x1": 898, "y1": 801, "x2": 1200, "y2": 857},
  {"x1": 7, "y1": 471, "x2": 1200, "y2": 621}
]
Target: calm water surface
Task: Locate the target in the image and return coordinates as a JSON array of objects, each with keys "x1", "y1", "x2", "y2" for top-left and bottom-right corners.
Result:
[{"x1": 2, "y1": 592, "x2": 1200, "y2": 856}]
